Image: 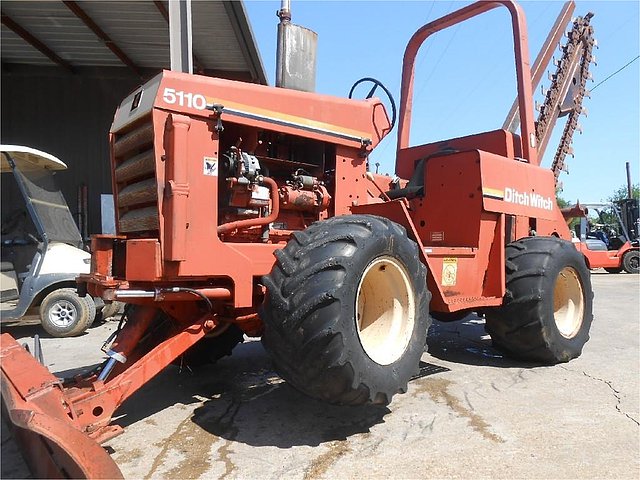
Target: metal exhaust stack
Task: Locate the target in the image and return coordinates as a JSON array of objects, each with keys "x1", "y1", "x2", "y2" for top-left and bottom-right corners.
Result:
[{"x1": 275, "y1": 0, "x2": 317, "y2": 92}]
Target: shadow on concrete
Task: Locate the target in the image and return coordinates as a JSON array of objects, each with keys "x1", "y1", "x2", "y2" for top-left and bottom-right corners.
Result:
[
  {"x1": 1, "y1": 316, "x2": 541, "y2": 465},
  {"x1": 53, "y1": 362, "x2": 104, "y2": 380},
  {"x1": 1, "y1": 318, "x2": 104, "y2": 341},
  {"x1": 427, "y1": 314, "x2": 539, "y2": 369},
  {"x1": 113, "y1": 340, "x2": 390, "y2": 449},
  {"x1": 84, "y1": 319, "x2": 537, "y2": 451},
  {"x1": 1, "y1": 413, "x2": 32, "y2": 479},
  {"x1": 1, "y1": 323, "x2": 49, "y2": 339},
  {"x1": 190, "y1": 382, "x2": 389, "y2": 448}
]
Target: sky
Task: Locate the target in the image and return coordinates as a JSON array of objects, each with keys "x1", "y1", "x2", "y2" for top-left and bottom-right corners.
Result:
[{"x1": 243, "y1": 0, "x2": 640, "y2": 203}]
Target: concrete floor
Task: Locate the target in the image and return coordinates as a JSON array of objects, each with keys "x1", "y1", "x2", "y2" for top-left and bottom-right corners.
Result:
[{"x1": 2, "y1": 271, "x2": 639, "y2": 479}]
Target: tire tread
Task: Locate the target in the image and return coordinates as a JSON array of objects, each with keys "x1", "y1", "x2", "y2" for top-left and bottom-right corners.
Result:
[
  {"x1": 486, "y1": 236, "x2": 593, "y2": 363},
  {"x1": 261, "y1": 215, "x2": 431, "y2": 405}
]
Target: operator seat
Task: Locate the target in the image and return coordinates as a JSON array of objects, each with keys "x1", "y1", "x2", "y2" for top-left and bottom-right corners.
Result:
[
  {"x1": 0, "y1": 261, "x2": 19, "y2": 301},
  {"x1": 387, "y1": 148, "x2": 458, "y2": 200}
]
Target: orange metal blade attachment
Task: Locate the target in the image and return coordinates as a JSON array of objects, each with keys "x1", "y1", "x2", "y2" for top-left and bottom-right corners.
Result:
[
  {"x1": 1, "y1": 307, "x2": 213, "y2": 479},
  {"x1": 1, "y1": 333, "x2": 123, "y2": 479}
]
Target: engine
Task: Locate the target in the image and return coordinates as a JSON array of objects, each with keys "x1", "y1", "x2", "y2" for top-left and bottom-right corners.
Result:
[{"x1": 217, "y1": 130, "x2": 332, "y2": 242}]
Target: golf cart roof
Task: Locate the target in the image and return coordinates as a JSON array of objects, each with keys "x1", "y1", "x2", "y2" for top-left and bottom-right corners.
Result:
[{"x1": 0, "y1": 145, "x2": 67, "y2": 173}]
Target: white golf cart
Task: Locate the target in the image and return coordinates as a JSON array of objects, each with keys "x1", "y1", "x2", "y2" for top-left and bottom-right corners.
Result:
[{"x1": 1, "y1": 145, "x2": 115, "y2": 336}]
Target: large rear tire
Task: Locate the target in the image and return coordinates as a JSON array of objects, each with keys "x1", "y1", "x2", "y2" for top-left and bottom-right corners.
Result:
[
  {"x1": 261, "y1": 215, "x2": 431, "y2": 406},
  {"x1": 485, "y1": 237, "x2": 593, "y2": 363}
]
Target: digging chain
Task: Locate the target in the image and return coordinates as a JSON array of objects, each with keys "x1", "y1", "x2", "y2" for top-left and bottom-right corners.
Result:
[{"x1": 535, "y1": 13, "x2": 595, "y2": 185}]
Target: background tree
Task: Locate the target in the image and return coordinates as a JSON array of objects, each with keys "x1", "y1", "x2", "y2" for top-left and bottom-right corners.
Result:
[
  {"x1": 590, "y1": 183, "x2": 640, "y2": 233},
  {"x1": 608, "y1": 183, "x2": 640, "y2": 203},
  {"x1": 555, "y1": 190, "x2": 579, "y2": 229},
  {"x1": 556, "y1": 195, "x2": 570, "y2": 209}
]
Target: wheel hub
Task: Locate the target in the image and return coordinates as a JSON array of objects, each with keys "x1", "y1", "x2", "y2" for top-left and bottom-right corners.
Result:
[
  {"x1": 553, "y1": 266, "x2": 585, "y2": 338},
  {"x1": 49, "y1": 300, "x2": 77, "y2": 328},
  {"x1": 355, "y1": 256, "x2": 415, "y2": 365}
]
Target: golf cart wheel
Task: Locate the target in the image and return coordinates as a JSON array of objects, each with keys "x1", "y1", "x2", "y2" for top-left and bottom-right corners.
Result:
[
  {"x1": 485, "y1": 237, "x2": 593, "y2": 364},
  {"x1": 261, "y1": 214, "x2": 431, "y2": 406},
  {"x1": 39, "y1": 288, "x2": 96, "y2": 337},
  {"x1": 622, "y1": 250, "x2": 639, "y2": 274},
  {"x1": 603, "y1": 267, "x2": 623, "y2": 274}
]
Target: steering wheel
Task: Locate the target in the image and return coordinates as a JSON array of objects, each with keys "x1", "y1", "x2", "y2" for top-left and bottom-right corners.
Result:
[
  {"x1": 348, "y1": 77, "x2": 397, "y2": 132},
  {"x1": 26, "y1": 232, "x2": 40, "y2": 244}
]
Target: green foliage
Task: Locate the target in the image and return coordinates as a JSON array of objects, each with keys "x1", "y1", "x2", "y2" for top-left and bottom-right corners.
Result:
[
  {"x1": 555, "y1": 188, "x2": 571, "y2": 208},
  {"x1": 595, "y1": 184, "x2": 640, "y2": 229},
  {"x1": 591, "y1": 207, "x2": 616, "y2": 231},
  {"x1": 555, "y1": 190, "x2": 578, "y2": 229},
  {"x1": 556, "y1": 195, "x2": 570, "y2": 209},
  {"x1": 608, "y1": 184, "x2": 640, "y2": 203}
]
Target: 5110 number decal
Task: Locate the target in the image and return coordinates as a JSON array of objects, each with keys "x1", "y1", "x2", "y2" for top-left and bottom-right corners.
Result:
[{"x1": 162, "y1": 88, "x2": 207, "y2": 110}]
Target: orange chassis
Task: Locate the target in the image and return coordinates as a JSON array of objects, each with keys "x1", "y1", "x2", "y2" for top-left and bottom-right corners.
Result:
[{"x1": 1, "y1": 1, "x2": 573, "y2": 478}]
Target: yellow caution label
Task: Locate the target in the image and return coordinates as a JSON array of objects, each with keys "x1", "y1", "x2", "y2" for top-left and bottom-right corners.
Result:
[{"x1": 442, "y1": 258, "x2": 458, "y2": 287}]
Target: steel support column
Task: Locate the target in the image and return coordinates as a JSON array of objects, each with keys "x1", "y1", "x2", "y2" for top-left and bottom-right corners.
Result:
[{"x1": 169, "y1": 0, "x2": 193, "y2": 74}]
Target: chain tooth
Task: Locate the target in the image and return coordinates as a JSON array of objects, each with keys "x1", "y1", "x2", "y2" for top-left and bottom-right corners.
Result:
[{"x1": 546, "y1": 13, "x2": 594, "y2": 185}]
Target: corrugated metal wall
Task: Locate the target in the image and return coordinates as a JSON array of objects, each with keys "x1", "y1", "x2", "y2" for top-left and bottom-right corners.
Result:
[{"x1": 1, "y1": 66, "x2": 144, "y2": 236}]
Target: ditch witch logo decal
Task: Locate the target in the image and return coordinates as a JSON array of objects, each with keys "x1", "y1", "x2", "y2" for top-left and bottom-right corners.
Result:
[{"x1": 482, "y1": 187, "x2": 554, "y2": 211}]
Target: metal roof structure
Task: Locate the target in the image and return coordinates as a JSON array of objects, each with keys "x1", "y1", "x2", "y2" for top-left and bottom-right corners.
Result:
[{"x1": 1, "y1": 0, "x2": 267, "y2": 83}]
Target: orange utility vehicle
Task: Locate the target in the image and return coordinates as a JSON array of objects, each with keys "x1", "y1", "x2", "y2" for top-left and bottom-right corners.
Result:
[
  {"x1": 565, "y1": 200, "x2": 640, "y2": 273},
  {"x1": 1, "y1": 1, "x2": 595, "y2": 477}
]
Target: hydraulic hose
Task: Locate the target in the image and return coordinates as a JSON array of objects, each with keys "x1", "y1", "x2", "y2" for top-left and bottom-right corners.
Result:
[{"x1": 158, "y1": 287, "x2": 213, "y2": 312}]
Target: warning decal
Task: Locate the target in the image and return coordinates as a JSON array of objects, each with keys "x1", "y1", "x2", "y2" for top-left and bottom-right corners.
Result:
[
  {"x1": 441, "y1": 257, "x2": 457, "y2": 287},
  {"x1": 203, "y1": 157, "x2": 218, "y2": 176}
]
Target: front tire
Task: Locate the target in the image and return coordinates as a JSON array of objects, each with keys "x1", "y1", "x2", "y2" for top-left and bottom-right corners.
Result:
[
  {"x1": 39, "y1": 288, "x2": 96, "y2": 337},
  {"x1": 604, "y1": 267, "x2": 623, "y2": 274},
  {"x1": 622, "y1": 250, "x2": 639, "y2": 274},
  {"x1": 261, "y1": 215, "x2": 431, "y2": 406},
  {"x1": 486, "y1": 237, "x2": 593, "y2": 364}
]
